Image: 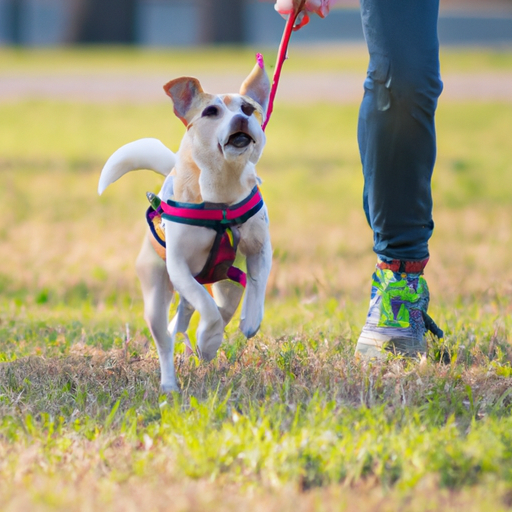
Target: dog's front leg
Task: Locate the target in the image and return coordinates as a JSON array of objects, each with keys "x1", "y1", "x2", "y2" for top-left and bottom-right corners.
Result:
[
  {"x1": 165, "y1": 225, "x2": 224, "y2": 361},
  {"x1": 240, "y1": 234, "x2": 272, "y2": 338},
  {"x1": 167, "y1": 264, "x2": 224, "y2": 360}
]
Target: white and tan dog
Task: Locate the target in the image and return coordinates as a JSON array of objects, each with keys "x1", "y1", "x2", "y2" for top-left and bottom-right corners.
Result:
[{"x1": 98, "y1": 59, "x2": 272, "y2": 392}]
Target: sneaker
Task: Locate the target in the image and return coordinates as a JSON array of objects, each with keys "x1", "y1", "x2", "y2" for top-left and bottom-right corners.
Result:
[{"x1": 355, "y1": 261, "x2": 442, "y2": 359}]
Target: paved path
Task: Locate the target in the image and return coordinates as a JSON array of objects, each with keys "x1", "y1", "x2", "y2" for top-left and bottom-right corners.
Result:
[{"x1": 2, "y1": 71, "x2": 512, "y2": 103}]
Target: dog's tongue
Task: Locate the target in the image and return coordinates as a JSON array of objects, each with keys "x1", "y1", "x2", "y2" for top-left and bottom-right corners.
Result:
[{"x1": 228, "y1": 132, "x2": 253, "y2": 148}]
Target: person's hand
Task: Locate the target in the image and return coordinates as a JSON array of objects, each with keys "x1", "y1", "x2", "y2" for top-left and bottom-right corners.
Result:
[
  {"x1": 274, "y1": 0, "x2": 334, "y2": 29},
  {"x1": 274, "y1": 0, "x2": 333, "y2": 19}
]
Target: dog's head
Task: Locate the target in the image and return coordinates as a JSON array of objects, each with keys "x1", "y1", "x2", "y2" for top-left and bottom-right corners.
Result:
[{"x1": 163, "y1": 58, "x2": 270, "y2": 170}]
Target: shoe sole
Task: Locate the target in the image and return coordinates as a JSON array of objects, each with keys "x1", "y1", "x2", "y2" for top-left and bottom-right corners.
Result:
[{"x1": 355, "y1": 331, "x2": 426, "y2": 359}]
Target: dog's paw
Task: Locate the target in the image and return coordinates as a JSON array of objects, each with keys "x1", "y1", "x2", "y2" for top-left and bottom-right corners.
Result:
[
  {"x1": 240, "y1": 308, "x2": 262, "y2": 339},
  {"x1": 160, "y1": 382, "x2": 181, "y2": 394},
  {"x1": 197, "y1": 333, "x2": 223, "y2": 361},
  {"x1": 240, "y1": 320, "x2": 261, "y2": 339},
  {"x1": 196, "y1": 318, "x2": 224, "y2": 361}
]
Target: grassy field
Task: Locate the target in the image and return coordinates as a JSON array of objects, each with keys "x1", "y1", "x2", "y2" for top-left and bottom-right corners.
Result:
[
  {"x1": 3, "y1": 44, "x2": 512, "y2": 73},
  {"x1": 1, "y1": 46, "x2": 512, "y2": 510}
]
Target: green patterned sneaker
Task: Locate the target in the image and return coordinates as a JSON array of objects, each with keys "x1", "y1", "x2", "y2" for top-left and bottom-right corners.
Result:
[{"x1": 355, "y1": 260, "x2": 443, "y2": 359}]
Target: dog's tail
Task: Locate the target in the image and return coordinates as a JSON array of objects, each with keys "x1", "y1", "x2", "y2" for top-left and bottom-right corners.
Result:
[{"x1": 98, "y1": 138, "x2": 177, "y2": 195}]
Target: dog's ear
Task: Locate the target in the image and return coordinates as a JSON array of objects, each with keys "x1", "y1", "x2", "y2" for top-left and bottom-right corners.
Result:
[
  {"x1": 164, "y1": 77, "x2": 206, "y2": 126},
  {"x1": 239, "y1": 54, "x2": 270, "y2": 115}
]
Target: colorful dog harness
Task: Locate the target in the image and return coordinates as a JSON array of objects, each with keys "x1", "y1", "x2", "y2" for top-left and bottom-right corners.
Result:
[{"x1": 146, "y1": 186, "x2": 264, "y2": 288}]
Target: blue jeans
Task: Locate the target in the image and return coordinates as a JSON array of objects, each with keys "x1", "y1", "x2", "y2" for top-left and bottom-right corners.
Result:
[{"x1": 358, "y1": 0, "x2": 443, "y2": 263}]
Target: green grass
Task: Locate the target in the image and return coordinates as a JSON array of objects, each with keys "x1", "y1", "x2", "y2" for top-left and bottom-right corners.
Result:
[
  {"x1": 1, "y1": 47, "x2": 512, "y2": 510},
  {"x1": 3, "y1": 45, "x2": 512, "y2": 74}
]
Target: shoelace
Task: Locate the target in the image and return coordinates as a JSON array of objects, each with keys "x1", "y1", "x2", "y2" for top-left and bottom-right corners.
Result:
[{"x1": 422, "y1": 311, "x2": 444, "y2": 339}]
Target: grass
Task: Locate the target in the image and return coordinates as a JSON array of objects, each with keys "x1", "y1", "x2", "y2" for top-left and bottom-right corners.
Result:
[
  {"x1": 1, "y1": 46, "x2": 512, "y2": 510},
  {"x1": 3, "y1": 45, "x2": 512, "y2": 74}
]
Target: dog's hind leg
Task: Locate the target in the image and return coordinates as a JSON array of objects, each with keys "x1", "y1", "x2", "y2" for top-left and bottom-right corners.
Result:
[
  {"x1": 168, "y1": 297, "x2": 195, "y2": 355},
  {"x1": 211, "y1": 281, "x2": 244, "y2": 326},
  {"x1": 169, "y1": 297, "x2": 194, "y2": 333},
  {"x1": 136, "y1": 232, "x2": 179, "y2": 393}
]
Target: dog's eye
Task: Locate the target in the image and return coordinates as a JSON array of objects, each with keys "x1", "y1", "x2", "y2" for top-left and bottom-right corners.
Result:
[
  {"x1": 241, "y1": 103, "x2": 256, "y2": 117},
  {"x1": 201, "y1": 106, "x2": 219, "y2": 117}
]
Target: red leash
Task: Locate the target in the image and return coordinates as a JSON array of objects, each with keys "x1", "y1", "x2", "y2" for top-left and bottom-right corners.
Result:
[{"x1": 262, "y1": 0, "x2": 307, "y2": 131}]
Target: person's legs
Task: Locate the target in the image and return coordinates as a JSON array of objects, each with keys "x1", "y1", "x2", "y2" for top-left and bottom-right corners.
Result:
[{"x1": 355, "y1": 0, "x2": 444, "y2": 357}]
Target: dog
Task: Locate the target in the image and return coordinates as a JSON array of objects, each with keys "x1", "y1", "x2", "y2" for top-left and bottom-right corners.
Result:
[{"x1": 98, "y1": 57, "x2": 272, "y2": 392}]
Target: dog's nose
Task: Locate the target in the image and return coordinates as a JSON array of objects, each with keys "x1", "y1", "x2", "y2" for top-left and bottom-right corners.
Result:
[
  {"x1": 225, "y1": 115, "x2": 255, "y2": 149},
  {"x1": 231, "y1": 114, "x2": 249, "y2": 132}
]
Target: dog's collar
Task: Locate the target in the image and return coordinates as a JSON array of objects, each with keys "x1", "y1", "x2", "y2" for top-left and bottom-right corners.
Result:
[{"x1": 159, "y1": 186, "x2": 264, "y2": 230}]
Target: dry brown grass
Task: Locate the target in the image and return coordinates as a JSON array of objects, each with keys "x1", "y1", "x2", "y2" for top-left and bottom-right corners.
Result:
[{"x1": 3, "y1": 472, "x2": 512, "y2": 512}]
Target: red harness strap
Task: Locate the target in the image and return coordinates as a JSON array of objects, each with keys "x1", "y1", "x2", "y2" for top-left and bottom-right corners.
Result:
[{"x1": 160, "y1": 186, "x2": 263, "y2": 228}]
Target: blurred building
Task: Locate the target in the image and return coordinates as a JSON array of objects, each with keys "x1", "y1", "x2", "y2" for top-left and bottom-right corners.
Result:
[
  {"x1": 0, "y1": 0, "x2": 512, "y2": 46},
  {"x1": 0, "y1": 0, "x2": 251, "y2": 45}
]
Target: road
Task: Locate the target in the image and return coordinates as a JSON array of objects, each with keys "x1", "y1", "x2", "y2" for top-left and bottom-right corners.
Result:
[{"x1": 1, "y1": 71, "x2": 512, "y2": 103}]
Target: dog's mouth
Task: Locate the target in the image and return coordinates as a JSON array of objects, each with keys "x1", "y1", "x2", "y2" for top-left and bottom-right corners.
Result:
[{"x1": 226, "y1": 132, "x2": 254, "y2": 149}]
